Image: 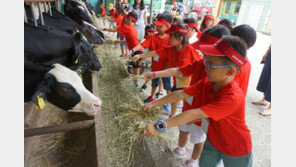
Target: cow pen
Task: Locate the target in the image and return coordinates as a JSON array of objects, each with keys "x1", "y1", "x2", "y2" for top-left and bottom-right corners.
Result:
[{"x1": 24, "y1": 0, "x2": 181, "y2": 166}]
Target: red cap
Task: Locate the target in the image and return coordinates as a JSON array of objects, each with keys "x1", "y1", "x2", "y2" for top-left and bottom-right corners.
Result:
[
  {"x1": 204, "y1": 15, "x2": 214, "y2": 20},
  {"x1": 126, "y1": 13, "x2": 136, "y2": 23},
  {"x1": 146, "y1": 28, "x2": 156, "y2": 33},
  {"x1": 191, "y1": 33, "x2": 219, "y2": 50},
  {"x1": 153, "y1": 18, "x2": 172, "y2": 26},
  {"x1": 199, "y1": 39, "x2": 247, "y2": 67},
  {"x1": 165, "y1": 24, "x2": 189, "y2": 34},
  {"x1": 99, "y1": 4, "x2": 104, "y2": 7},
  {"x1": 186, "y1": 23, "x2": 201, "y2": 34}
]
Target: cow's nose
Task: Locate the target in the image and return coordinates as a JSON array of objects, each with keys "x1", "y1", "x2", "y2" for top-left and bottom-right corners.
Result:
[{"x1": 93, "y1": 99, "x2": 102, "y2": 109}]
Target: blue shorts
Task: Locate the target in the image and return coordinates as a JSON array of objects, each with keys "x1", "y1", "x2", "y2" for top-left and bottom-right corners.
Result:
[
  {"x1": 151, "y1": 77, "x2": 172, "y2": 90},
  {"x1": 171, "y1": 85, "x2": 183, "y2": 92},
  {"x1": 117, "y1": 33, "x2": 125, "y2": 47},
  {"x1": 199, "y1": 139, "x2": 253, "y2": 167}
]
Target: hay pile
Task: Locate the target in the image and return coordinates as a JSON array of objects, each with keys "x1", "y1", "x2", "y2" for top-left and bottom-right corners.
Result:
[{"x1": 95, "y1": 43, "x2": 168, "y2": 166}]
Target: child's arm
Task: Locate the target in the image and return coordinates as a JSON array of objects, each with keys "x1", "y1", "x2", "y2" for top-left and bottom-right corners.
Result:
[
  {"x1": 144, "y1": 108, "x2": 209, "y2": 137},
  {"x1": 126, "y1": 44, "x2": 144, "y2": 56},
  {"x1": 131, "y1": 51, "x2": 158, "y2": 62},
  {"x1": 143, "y1": 90, "x2": 190, "y2": 111},
  {"x1": 143, "y1": 68, "x2": 183, "y2": 81},
  {"x1": 97, "y1": 27, "x2": 118, "y2": 32}
]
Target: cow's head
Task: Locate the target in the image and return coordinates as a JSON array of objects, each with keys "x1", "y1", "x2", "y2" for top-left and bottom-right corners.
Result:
[
  {"x1": 79, "y1": 21, "x2": 104, "y2": 44},
  {"x1": 73, "y1": 32, "x2": 101, "y2": 71},
  {"x1": 64, "y1": 0, "x2": 94, "y2": 24},
  {"x1": 31, "y1": 64, "x2": 102, "y2": 116}
]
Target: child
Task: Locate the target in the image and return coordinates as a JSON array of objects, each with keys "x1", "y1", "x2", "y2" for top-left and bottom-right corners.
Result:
[
  {"x1": 100, "y1": 11, "x2": 143, "y2": 87},
  {"x1": 183, "y1": 18, "x2": 201, "y2": 43},
  {"x1": 218, "y1": 18, "x2": 233, "y2": 31},
  {"x1": 113, "y1": 6, "x2": 125, "y2": 57},
  {"x1": 142, "y1": 25, "x2": 231, "y2": 166},
  {"x1": 144, "y1": 24, "x2": 157, "y2": 39},
  {"x1": 143, "y1": 36, "x2": 253, "y2": 167},
  {"x1": 132, "y1": 22, "x2": 202, "y2": 117},
  {"x1": 198, "y1": 15, "x2": 215, "y2": 37},
  {"x1": 107, "y1": 3, "x2": 116, "y2": 28},
  {"x1": 127, "y1": 13, "x2": 173, "y2": 103},
  {"x1": 98, "y1": 4, "x2": 107, "y2": 27}
]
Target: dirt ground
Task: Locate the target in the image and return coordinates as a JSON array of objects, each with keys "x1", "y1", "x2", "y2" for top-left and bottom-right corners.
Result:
[{"x1": 96, "y1": 18, "x2": 271, "y2": 167}]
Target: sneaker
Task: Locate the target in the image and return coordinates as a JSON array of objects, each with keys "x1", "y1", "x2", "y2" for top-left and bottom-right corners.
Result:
[
  {"x1": 162, "y1": 104, "x2": 171, "y2": 114},
  {"x1": 141, "y1": 84, "x2": 147, "y2": 91},
  {"x1": 183, "y1": 159, "x2": 197, "y2": 167},
  {"x1": 144, "y1": 96, "x2": 156, "y2": 103},
  {"x1": 155, "y1": 92, "x2": 163, "y2": 99},
  {"x1": 172, "y1": 147, "x2": 186, "y2": 159}
]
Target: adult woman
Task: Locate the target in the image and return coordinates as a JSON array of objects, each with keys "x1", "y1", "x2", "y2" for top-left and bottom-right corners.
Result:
[
  {"x1": 252, "y1": 45, "x2": 271, "y2": 116},
  {"x1": 132, "y1": 0, "x2": 148, "y2": 41}
]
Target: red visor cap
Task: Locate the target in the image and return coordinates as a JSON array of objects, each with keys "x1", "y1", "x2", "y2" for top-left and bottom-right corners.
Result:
[
  {"x1": 205, "y1": 15, "x2": 214, "y2": 20},
  {"x1": 191, "y1": 33, "x2": 219, "y2": 50},
  {"x1": 126, "y1": 14, "x2": 136, "y2": 22},
  {"x1": 165, "y1": 24, "x2": 189, "y2": 34},
  {"x1": 199, "y1": 39, "x2": 247, "y2": 67},
  {"x1": 146, "y1": 28, "x2": 157, "y2": 33},
  {"x1": 186, "y1": 23, "x2": 201, "y2": 33},
  {"x1": 153, "y1": 18, "x2": 172, "y2": 26}
]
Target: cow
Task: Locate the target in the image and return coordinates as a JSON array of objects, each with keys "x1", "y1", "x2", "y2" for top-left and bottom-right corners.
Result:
[
  {"x1": 25, "y1": 63, "x2": 102, "y2": 115},
  {"x1": 25, "y1": 4, "x2": 104, "y2": 44},
  {"x1": 24, "y1": 22, "x2": 101, "y2": 71},
  {"x1": 64, "y1": 0, "x2": 94, "y2": 25}
]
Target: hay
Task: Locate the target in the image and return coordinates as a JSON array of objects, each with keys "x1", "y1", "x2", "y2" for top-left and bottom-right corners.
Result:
[{"x1": 94, "y1": 43, "x2": 168, "y2": 166}]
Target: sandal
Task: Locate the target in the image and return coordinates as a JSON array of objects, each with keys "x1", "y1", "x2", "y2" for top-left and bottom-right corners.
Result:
[
  {"x1": 251, "y1": 101, "x2": 268, "y2": 106},
  {"x1": 259, "y1": 109, "x2": 271, "y2": 116}
]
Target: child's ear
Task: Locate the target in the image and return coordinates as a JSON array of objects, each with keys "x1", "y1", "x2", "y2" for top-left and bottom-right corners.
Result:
[
  {"x1": 227, "y1": 67, "x2": 237, "y2": 76},
  {"x1": 31, "y1": 73, "x2": 55, "y2": 110}
]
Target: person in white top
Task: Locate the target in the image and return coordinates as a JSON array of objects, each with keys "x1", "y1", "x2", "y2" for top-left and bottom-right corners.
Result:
[{"x1": 132, "y1": 0, "x2": 148, "y2": 42}]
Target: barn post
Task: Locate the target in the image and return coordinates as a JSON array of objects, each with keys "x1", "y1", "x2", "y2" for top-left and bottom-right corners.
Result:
[
  {"x1": 48, "y1": 2, "x2": 52, "y2": 16},
  {"x1": 149, "y1": 0, "x2": 154, "y2": 24},
  {"x1": 30, "y1": 3, "x2": 38, "y2": 26},
  {"x1": 24, "y1": 6, "x2": 28, "y2": 23},
  {"x1": 38, "y1": 2, "x2": 45, "y2": 25}
]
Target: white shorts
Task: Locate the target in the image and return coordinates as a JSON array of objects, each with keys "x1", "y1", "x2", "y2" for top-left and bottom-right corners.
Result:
[{"x1": 179, "y1": 123, "x2": 206, "y2": 144}]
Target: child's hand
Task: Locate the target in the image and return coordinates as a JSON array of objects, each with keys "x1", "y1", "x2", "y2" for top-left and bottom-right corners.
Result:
[
  {"x1": 138, "y1": 59, "x2": 144, "y2": 66},
  {"x1": 144, "y1": 123, "x2": 158, "y2": 137},
  {"x1": 127, "y1": 50, "x2": 133, "y2": 57},
  {"x1": 123, "y1": 54, "x2": 129, "y2": 59},
  {"x1": 131, "y1": 54, "x2": 141, "y2": 62},
  {"x1": 144, "y1": 72, "x2": 154, "y2": 81},
  {"x1": 143, "y1": 102, "x2": 154, "y2": 111}
]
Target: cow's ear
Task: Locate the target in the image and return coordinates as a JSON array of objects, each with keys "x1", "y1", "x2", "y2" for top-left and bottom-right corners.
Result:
[{"x1": 31, "y1": 73, "x2": 55, "y2": 110}]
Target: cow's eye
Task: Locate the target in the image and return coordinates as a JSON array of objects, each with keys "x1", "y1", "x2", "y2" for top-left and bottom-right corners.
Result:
[{"x1": 61, "y1": 87, "x2": 69, "y2": 94}]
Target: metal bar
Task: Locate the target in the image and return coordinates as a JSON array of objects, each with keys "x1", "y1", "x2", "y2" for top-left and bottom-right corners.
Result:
[
  {"x1": 149, "y1": 0, "x2": 154, "y2": 24},
  {"x1": 43, "y1": 2, "x2": 47, "y2": 13},
  {"x1": 30, "y1": 3, "x2": 38, "y2": 26},
  {"x1": 48, "y1": 2, "x2": 52, "y2": 16},
  {"x1": 38, "y1": 2, "x2": 44, "y2": 25},
  {"x1": 24, "y1": 120, "x2": 95, "y2": 138},
  {"x1": 24, "y1": 0, "x2": 55, "y2": 2},
  {"x1": 24, "y1": 6, "x2": 28, "y2": 23}
]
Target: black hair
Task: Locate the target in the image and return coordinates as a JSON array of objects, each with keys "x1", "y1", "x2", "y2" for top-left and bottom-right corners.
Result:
[
  {"x1": 171, "y1": 22, "x2": 189, "y2": 47},
  {"x1": 220, "y1": 36, "x2": 248, "y2": 73},
  {"x1": 200, "y1": 15, "x2": 214, "y2": 32},
  {"x1": 128, "y1": 10, "x2": 138, "y2": 22},
  {"x1": 231, "y1": 24, "x2": 257, "y2": 49},
  {"x1": 156, "y1": 13, "x2": 174, "y2": 24},
  {"x1": 183, "y1": 18, "x2": 198, "y2": 31},
  {"x1": 116, "y1": 6, "x2": 123, "y2": 14},
  {"x1": 202, "y1": 24, "x2": 231, "y2": 39},
  {"x1": 133, "y1": 0, "x2": 145, "y2": 10},
  {"x1": 218, "y1": 19, "x2": 233, "y2": 31},
  {"x1": 145, "y1": 24, "x2": 156, "y2": 31}
]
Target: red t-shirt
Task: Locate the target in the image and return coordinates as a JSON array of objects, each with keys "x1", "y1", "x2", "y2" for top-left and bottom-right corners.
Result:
[
  {"x1": 110, "y1": 9, "x2": 116, "y2": 18},
  {"x1": 141, "y1": 34, "x2": 170, "y2": 71},
  {"x1": 156, "y1": 45, "x2": 202, "y2": 85},
  {"x1": 184, "y1": 78, "x2": 252, "y2": 156},
  {"x1": 101, "y1": 7, "x2": 107, "y2": 16},
  {"x1": 116, "y1": 24, "x2": 143, "y2": 51},
  {"x1": 114, "y1": 14, "x2": 123, "y2": 27},
  {"x1": 234, "y1": 57, "x2": 251, "y2": 97},
  {"x1": 179, "y1": 59, "x2": 206, "y2": 126}
]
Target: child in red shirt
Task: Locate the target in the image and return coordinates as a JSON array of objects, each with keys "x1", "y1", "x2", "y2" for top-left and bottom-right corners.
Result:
[
  {"x1": 127, "y1": 13, "x2": 173, "y2": 102},
  {"x1": 198, "y1": 15, "x2": 215, "y2": 38},
  {"x1": 183, "y1": 18, "x2": 201, "y2": 43},
  {"x1": 142, "y1": 25, "x2": 231, "y2": 165},
  {"x1": 132, "y1": 22, "x2": 202, "y2": 116},
  {"x1": 100, "y1": 11, "x2": 143, "y2": 87},
  {"x1": 98, "y1": 4, "x2": 107, "y2": 27},
  {"x1": 143, "y1": 36, "x2": 253, "y2": 167}
]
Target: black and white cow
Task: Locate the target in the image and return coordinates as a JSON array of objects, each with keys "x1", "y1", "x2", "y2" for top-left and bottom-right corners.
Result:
[
  {"x1": 25, "y1": 4, "x2": 104, "y2": 44},
  {"x1": 64, "y1": 0, "x2": 94, "y2": 25},
  {"x1": 24, "y1": 22, "x2": 101, "y2": 71},
  {"x1": 25, "y1": 63, "x2": 102, "y2": 115}
]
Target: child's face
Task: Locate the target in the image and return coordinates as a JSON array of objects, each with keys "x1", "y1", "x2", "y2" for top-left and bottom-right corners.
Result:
[
  {"x1": 188, "y1": 27, "x2": 196, "y2": 39},
  {"x1": 205, "y1": 19, "x2": 214, "y2": 27},
  {"x1": 204, "y1": 55, "x2": 235, "y2": 82},
  {"x1": 156, "y1": 25, "x2": 169, "y2": 33},
  {"x1": 169, "y1": 33, "x2": 181, "y2": 46},
  {"x1": 147, "y1": 31, "x2": 155, "y2": 37}
]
